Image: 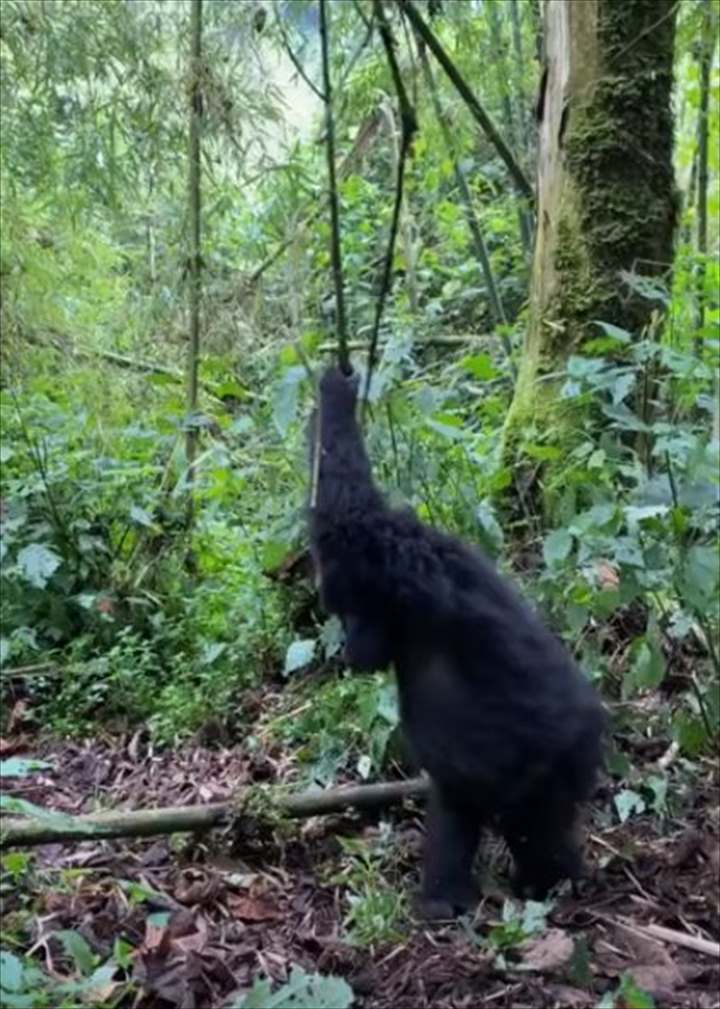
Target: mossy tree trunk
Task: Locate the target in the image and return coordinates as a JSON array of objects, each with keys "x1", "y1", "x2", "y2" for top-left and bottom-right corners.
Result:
[{"x1": 504, "y1": 0, "x2": 677, "y2": 462}]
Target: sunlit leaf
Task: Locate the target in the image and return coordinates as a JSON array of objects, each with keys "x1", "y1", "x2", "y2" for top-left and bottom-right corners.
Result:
[
  {"x1": 284, "y1": 638, "x2": 316, "y2": 675},
  {"x1": 17, "y1": 543, "x2": 62, "y2": 589},
  {"x1": 543, "y1": 528, "x2": 573, "y2": 567}
]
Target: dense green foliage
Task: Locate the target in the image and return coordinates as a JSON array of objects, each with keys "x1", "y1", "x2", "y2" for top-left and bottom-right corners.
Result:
[
  {"x1": 0, "y1": 3, "x2": 718, "y2": 1005},
  {"x1": 1, "y1": 1, "x2": 718, "y2": 775}
]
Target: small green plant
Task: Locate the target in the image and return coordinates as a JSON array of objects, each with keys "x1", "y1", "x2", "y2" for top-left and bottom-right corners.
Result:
[
  {"x1": 230, "y1": 965, "x2": 353, "y2": 1009},
  {"x1": 484, "y1": 898, "x2": 554, "y2": 952},
  {"x1": 0, "y1": 931, "x2": 132, "y2": 1009},
  {"x1": 334, "y1": 825, "x2": 410, "y2": 947},
  {"x1": 271, "y1": 673, "x2": 399, "y2": 785}
]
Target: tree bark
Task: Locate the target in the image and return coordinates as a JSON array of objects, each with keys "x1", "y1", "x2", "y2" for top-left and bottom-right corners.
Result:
[
  {"x1": 1, "y1": 777, "x2": 429, "y2": 848},
  {"x1": 505, "y1": 0, "x2": 677, "y2": 457}
]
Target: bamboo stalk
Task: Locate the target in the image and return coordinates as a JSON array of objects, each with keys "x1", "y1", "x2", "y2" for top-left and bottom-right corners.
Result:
[{"x1": 1, "y1": 777, "x2": 429, "y2": 848}]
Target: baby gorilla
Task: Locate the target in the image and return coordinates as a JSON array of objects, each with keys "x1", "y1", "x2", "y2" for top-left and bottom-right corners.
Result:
[{"x1": 309, "y1": 366, "x2": 605, "y2": 918}]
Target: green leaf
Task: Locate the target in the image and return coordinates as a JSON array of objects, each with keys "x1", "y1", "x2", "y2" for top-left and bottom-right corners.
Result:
[
  {"x1": 16, "y1": 543, "x2": 62, "y2": 589},
  {"x1": 462, "y1": 353, "x2": 498, "y2": 380},
  {"x1": 0, "y1": 758, "x2": 52, "y2": 778},
  {"x1": 624, "y1": 504, "x2": 669, "y2": 526},
  {"x1": 590, "y1": 320, "x2": 632, "y2": 344},
  {"x1": 543, "y1": 529, "x2": 573, "y2": 567},
  {"x1": 684, "y1": 545, "x2": 719, "y2": 599},
  {"x1": 236, "y1": 966, "x2": 354, "y2": 1009},
  {"x1": 272, "y1": 367, "x2": 305, "y2": 438},
  {"x1": 569, "y1": 937, "x2": 592, "y2": 988},
  {"x1": 643, "y1": 774, "x2": 668, "y2": 815},
  {"x1": 614, "y1": 789, "x2": 645, "y2": 823},
  {"x1": 200, "y1": 642, "x2": 227, "y2": 666},
  {"x1": 617, "y1": 973, "x2": 657, "y2": 1009},
  {"x1": 261, "y1": 539, "x2": 291, "y2": 572},
  {"x1": 521, "y1": 899, "x2": 552, "y2": 935},
  {"x1": 0, "y1": 993, "x2": 36, "y2": 1009},
  {"x1": 601, "y1": 403, "x2": 651, "y2": 431},
  {"x1": 2, "y1": 852, "x2": 32, "y2": 877},
  {"x1": 524, "y1": 443, "x2": 562, "y2": 462},
  {"x1": 148, "y1": 372, "x2": 178, "y2": 387},
  {"x1": 673, "y1": 712, "x2": 708, "y2": 756},
  {"x1": 130, "y1": 505, "x2": 155, "y2": 528},
  {"x1": 55, "y1": 930, "x2": 96, "y2": 975},
  {"x1": 625, "y1": 635, "x2": 665, "y2": 694},
  {"x1": 0, "y1": 951, "x2": 24, "y2": 992},
  {"x1": 610, "y1": 370, "x2": 636, "y2": 405},
  {"x1": 284, "y1": 639, "x2": 316, "y2": 676}
]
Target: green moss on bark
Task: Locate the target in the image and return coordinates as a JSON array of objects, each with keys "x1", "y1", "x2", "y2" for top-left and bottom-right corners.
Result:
[
  {"x1": 561, "y1": 0, "x2": 677, "y2": 337},
  {"x1": 502, "y1": 0, "x2": 678, "y2": 510}
]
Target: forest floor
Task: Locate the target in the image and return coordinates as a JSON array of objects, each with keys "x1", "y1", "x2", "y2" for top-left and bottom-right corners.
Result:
[{"x1": 2, "y1": 715, "x2": 719, "y2": 1009}]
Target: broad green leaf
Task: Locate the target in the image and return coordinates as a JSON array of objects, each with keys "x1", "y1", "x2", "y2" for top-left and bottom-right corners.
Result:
[
  {"x1": 673, "y1": 712, "x2": 709, "y2": 756},
  {"x1": 230, "y1": 415, "x2": 255, "y2": 435},
  {"x1": 624, "y1": 504, "x2": 669, "y2": 526},
  {"x1": 616, "y1": 973, "x2": 657, "y2": 1009},
  {"x1": 0, "y1": 950, "x2": 24, "y2": 992},
  {"x1": 569, "y1": 936, "x2": 592, "y2": 988},
  {"x1": 521, "y1": 899, "x2": 552, "y2": 935},
  {"x1": 543, "y1": 529, "x2": 573, "y2": 567},
  {"x1": 614, "y1": 789, "x2": 645, "y2": 823},
  {"x1": 236, "y1": 966, "x2": 353, "y2": 1009},
  {"x1": 643, "y1": 774, "x2": 667, "y2": 815},
  {"x1": 601, "y1": 403, "x2": 651, "y2": 431},
  {"x1": 16, "y1": 543, "x2": 62, "y2": 589},
  {"x1": 625, "y1": 636, "x2": 665, "y2": 694},
  {"x1": 284, "y1": 639, "x2": 316, "y2": 676},
  {"x1": 610, "y1": 371, "x2": 636, "y2": 405},
  {"x1": 685, "y1": 545, "x2": 719, "y2": 599},
  {"x1": 462, "y1": 353, "x2": 498, "y2": 380},
  {"x1": 201, "y1": 642, "x2": 227, "y2": 666},
  {"x1": 0, "y1": 638, "x2": 8, "y2": 667},
  {"x1": 216, "y1": 381, "x2": 247, "y2": 400},
  {"x1": 2, "y1": 852, "x2": 32, "y2": 876},
  {"x1": 261, "y1": 539, "x2": 291, "y2": 572},
  {"x1": 590, "y1": 320, "x2": 632, "y2": 344},
  {"x1": 130, "y1": 505, "x2": 154, "y2": 527},
  {"x1": 55, "y1": 930, "x2": 96, "y2": 975},
  {"x1": 567, "y1": 356, "x2": 606, "y2": 379},
  {"x1": 272, "y1": 367, "x2": 305, "y2": 438},
  {"x1": 0, "y1": 990, "x2": 36, "y2": 1008},
  {"x1": 524, "y1": 443, "x2": 562, "y2": 462},
  {"x1": 82, "y1": 961, "x2": 120, "y2": 1001}
]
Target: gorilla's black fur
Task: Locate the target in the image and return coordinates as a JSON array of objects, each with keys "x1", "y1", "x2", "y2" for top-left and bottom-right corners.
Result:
[{"x1": 309, "y1": 367, "x2": 605, "y2": 918}]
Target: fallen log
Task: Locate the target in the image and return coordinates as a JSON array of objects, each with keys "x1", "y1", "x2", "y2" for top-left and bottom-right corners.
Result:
[{"x1": 0, "y1": 776, "x2": 429, "y2": 849}]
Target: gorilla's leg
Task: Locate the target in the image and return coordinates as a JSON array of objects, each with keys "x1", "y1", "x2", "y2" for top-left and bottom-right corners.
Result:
[
  {"x1": 500, "y1": 783, "x2": 583, "y2": 900},
  {"x1": 419, "y1": 785, "x2": 482, "y2": 919}
]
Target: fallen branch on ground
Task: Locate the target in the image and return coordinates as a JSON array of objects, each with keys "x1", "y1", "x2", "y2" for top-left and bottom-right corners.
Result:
[{"x1": 0, "y1": 776, "x2": 429, "y2": 848}]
